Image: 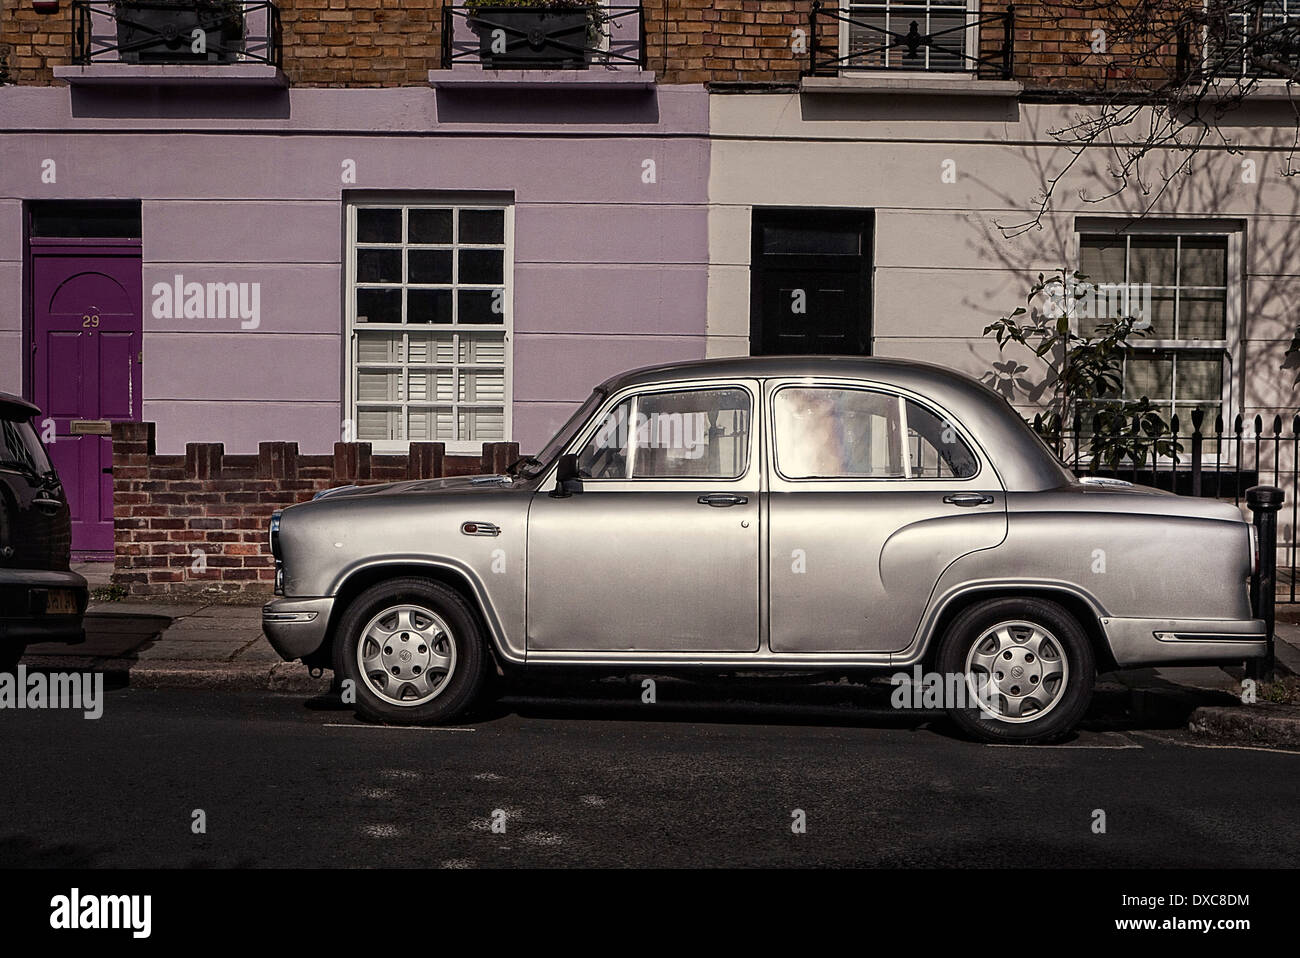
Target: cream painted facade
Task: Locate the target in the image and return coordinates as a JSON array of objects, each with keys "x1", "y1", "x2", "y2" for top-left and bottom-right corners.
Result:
[{"x1": 705, "y1": 91, "x2": 1300, "y2": 440}]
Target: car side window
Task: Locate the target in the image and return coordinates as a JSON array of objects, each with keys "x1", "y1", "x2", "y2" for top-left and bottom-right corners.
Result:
[
  {"x1": 574, "y1": 387, "x2": 752, "y2": 480},
  {"x1": 904, "y1": 399, "x2": 978, "y2": 479},
  {"x1": 772, "y1": 387, "x2": 977, "y2": 480}
]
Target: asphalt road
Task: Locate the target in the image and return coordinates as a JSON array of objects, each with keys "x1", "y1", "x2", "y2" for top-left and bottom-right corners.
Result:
[{"x1": 2, "y1": 681, "x2": 1297, "y2": 868}]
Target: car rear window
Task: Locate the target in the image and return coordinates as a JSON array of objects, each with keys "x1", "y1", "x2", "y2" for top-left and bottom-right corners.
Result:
[{"x1": 0, "y1": 416, "x2": 53, "y2": 476}]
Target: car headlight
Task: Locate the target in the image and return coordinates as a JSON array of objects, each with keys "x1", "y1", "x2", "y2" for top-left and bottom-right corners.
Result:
[
  {"x1": 269, "y1": 510, "x2": 283, "y2": 560},
  {"x1": 1249, "y1": 524, "x2": 1259, "y2": 578}
]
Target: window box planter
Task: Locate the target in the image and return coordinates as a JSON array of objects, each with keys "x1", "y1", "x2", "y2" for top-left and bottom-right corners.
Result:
[
  {"x1": 112, "y1": 0, "x2": 246, "y2": 64},
  {"x1": 467, "y1": 3, "x2": 599, "y2": 70}
]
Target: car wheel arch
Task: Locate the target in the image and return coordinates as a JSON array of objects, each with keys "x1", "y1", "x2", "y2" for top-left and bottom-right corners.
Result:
[
  {"x1": 322, "y1": 561, "x2": 514, "y2": 669},
  {"x1": 918, "y1": 585, "x2": 1117, "y2": 674}
]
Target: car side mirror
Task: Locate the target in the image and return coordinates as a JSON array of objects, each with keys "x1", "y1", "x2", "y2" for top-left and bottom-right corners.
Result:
[{"x1": 551, "y1": 453, "x2": 583, "y2": 498}]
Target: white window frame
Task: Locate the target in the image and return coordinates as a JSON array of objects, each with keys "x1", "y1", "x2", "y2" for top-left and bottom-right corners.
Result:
[
  {"x1": 838, "y1": 0, "x2": 981, "y2": 74},
  {"x1": 1072, "y1": 222, "x2": 1242, "y2": 464},
  {"x1": 344, "y1": 196, "x2": 514, "y2": 455}
]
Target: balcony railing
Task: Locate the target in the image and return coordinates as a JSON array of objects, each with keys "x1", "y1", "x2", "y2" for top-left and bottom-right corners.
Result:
[
  {"x1": 72, "y1": 0, "x2": 282, "y2": 67},
  {"x1": 807, "y1": 0, "x2": 1015, "y2": 79},
  {"x1": 1203, "y1": 2, "x2": 1300, "y2": 80},
  {"x1": 441, "y1": 4, "x2": 645, "y2": 70}
]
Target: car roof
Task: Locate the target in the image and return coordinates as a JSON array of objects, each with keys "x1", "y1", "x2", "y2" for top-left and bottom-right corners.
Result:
[
  {"x1": 597, "y1": 355, "x2": 1072, "y2": 492},
  {"x1": 0, "y1": 392, "x2": 40, "y2": 421}
]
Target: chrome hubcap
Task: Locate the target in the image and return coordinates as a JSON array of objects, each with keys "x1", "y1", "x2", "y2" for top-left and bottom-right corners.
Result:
[
  {"x1": 357, "y1": 604, "x2": 456, "y2": 707},
  {"x1": 964, "y1": 620, "x2": 1068, "y2": 724}
]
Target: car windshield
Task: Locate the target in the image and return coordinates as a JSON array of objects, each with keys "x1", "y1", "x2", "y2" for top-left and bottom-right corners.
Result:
[
  {"x1": 519, "y1": 389, "x2": 607, "y2": 478},
  {"x1": 0, "y1": 416, "x2": 54, "y2": 476}
]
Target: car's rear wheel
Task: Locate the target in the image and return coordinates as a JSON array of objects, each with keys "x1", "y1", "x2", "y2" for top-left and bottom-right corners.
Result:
[
  {"x1": 333, "y1": 577, "x2": 486, "y2": 725},
  {"x1": 936, "y1": 597, "x2": 1094, "y2": 744},
  {"x1": 0, "y1": 643, "x2": 24, "y2": 674}
]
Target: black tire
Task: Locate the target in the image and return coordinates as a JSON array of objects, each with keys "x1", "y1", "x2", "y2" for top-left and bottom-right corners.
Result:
[
  {"x1": 936, "y1": 597, "x2": 1095, "y2": 745},
  {"x1": 333, "y1": 577, "x2": 487, "y2": 725},
  {"x1": 0, "y1": 643, "x2": 24, "y2": 674}
]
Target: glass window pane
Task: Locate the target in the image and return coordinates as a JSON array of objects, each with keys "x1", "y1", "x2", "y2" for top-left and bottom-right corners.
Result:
[
  {"x1": 1180, "y1": 237, "x2": 1227, "y2": 286},
  {"x1": 407, "y1": 407, "x2": 455, "y2": 441},
  {"x1": 1129, "y1": 237, "x2": 1177, "y2": 286},
  {"x1": 774, "y1": 387, "x2": 905, "y2": 479},
  {"x1": 459, "y1": 289, "x2": 504, "y2": 324},
  {"x1": 1178, "y1": 292, "x2": 1227, "y2": 339},
  {"x1": 408, "y1": 209, "x2": 453, "y2": 244},
  {"x1": 461, "y1": 333, "x2": 505, "y2": 365},
  {"x1": 357, "y1": 208, "x2": 401, "y2": 243},
  {"x1": 355, "y1": 330, "x2": 403, "y2": 364},
  {"x1": 357, "y1": 369, "x2": 403, "y2": 402},
  {"x1": 459, "y1": 249, "x2": 504, "y2": 285},
  {"x1": 763, "y1": 226, "x2": 860, "y2": 255},
  {"x1": 355, "y1": 288, "x2": 401, "y2": 324},
  {"x1": 1142, "y1": 290, "x2": 1176, "y2": 339},
  {"x1": 406, "y1": 368, "x2": 454, "y2": 403},
  {"x1": 1079, "y1": 237, "x2": 1126, "y2": 284},
  {"x1": 905, "y1": 400, "x2": 978, "y2": 478},
  {"x1": 576, "y1": 400, "x2": 631, "y2": 480},
  {"x1": 460, "y1": 370, "x2": 505, "y2": 403},
  {"x1": 356, "y1": 407, "x2": 401, "y2": 441},
  {"x1": 407, "y1": 332, "x2": 455, "y2": 365},
  {"x1": 1124, "y1": 353, "x2": 1173, "y2": 402},
  {"x1": 631, "y1": 388, "x2": 751, "y2": 480},
  {"x1": 1177, "y1": 355, "x2": 1223, "y2": 403},
  {"x1": 407, "y1": 289, "x2": 452, "y2": 324},
  {"x1": 408, "y1": 249, "x2": 453, "y2": 284},
  {"x1": 459, "y1": 209, "x2": 505, "y2": 244},
  {"x1": 459, "y1": 409, "x2": 506, "y2": 441},
  {"x1": 356, "y1": 248, "x2": 402, "y2": 284}
]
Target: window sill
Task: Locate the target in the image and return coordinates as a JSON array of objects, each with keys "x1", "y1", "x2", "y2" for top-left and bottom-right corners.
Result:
[
  {"x1": 428, "y1": 68, "x2": 656, "y2": 91},
  {"x1": 799, "y1": 73, "x2": 1023, "y2": 98},
  {"x1": 53, "y1": 63, "x2": 288, "y2": 89}
]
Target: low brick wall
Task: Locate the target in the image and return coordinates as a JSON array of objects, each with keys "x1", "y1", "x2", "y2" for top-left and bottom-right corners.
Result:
[{"x1": 109, "y1": 422, "x2": 519, "y2": 597}]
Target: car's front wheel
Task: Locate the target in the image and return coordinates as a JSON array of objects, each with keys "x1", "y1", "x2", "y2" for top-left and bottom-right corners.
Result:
[
  {"x1": 936, "y1": 597, "x2": 1095, "y2": 744},
  {"x1": 333, "y1": 577, "x2": 487, "y2": 725}
]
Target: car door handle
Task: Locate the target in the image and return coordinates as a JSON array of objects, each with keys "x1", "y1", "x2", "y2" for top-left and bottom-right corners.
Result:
[
  {"x1": 943, "y1": 492, "x2": 994, "y2": 507},
  {"x1": 698, "y1": 493, "x2": 748, "y2": 507},
  {"x1": 33, "y1": 497, "x2": 63, "y2": 513}
]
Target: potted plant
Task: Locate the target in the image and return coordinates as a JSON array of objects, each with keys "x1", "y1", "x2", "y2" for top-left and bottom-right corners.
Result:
[
  {"x1": 465, "y1": 0, "x2": 607, "y2": 70},
  {"x1": 113, "y1": 0, "x2": 246, "y2": 64}
]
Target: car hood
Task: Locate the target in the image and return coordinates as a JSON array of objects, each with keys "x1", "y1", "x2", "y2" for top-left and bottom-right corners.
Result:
[{"x1": 310, "y1": 474, "x2": 519, "y2": 502}]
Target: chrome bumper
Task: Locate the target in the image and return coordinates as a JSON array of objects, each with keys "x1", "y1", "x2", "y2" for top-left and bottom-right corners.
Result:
[
  {"x1": 261, "y1": 596, "x2": 334, "y2": 661},
  {"x1": 1103, "y1": 616, "x2": 1268, "y2": 667}
]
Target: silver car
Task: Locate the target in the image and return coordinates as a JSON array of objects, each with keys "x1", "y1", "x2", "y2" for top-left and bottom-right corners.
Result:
[{"x1": 262, "y1": 357, "x2": 1266, "y2": 743}]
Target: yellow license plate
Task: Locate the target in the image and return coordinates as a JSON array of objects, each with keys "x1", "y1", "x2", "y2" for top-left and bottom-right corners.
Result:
[{"x1": 44, "y1": 590, "x2": 77, "y2": 615}]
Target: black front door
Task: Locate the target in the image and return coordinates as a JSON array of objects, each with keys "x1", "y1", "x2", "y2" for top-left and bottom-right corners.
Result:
[{"x1": 750, "y1": 209, "x2": 872, "y2": 356}]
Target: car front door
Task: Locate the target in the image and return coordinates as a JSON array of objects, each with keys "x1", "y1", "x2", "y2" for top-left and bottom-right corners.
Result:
[
  {"x1": 526, "y1": 381, "x2": 761, "y2": 653},
  {"x1": 765, "y1": 380, "x2": 1007, "y2": 654}
]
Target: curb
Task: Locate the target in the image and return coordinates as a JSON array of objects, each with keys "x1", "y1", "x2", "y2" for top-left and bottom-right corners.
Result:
[
  {"x1": 1188, "y1": 703, "x2": 1300, "y2": 749},
  {"x1": 20, "y1": 657, "x2": 333, "y2": 694}
]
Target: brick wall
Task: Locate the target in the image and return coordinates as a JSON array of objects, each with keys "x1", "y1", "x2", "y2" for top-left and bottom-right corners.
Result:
[
  {"x1": 1, "y1": 0, "x2": 1198, "y2": 89},
  {"x1": 110, "y1": 421, "x2": 519, "y2": 596}
]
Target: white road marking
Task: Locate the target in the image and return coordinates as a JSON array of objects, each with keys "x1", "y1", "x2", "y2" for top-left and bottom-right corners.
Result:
[
  {"x1": 324, "y1": 723, "x2": 476, "y2": 732},
  {"x1": 1128, "y1": 729, "x2": 1300, "y2": 756}
]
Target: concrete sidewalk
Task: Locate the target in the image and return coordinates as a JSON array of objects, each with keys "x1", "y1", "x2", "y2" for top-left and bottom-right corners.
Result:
[{"x1": 22, "y1": 596, "x2": 331, "y2": 694}]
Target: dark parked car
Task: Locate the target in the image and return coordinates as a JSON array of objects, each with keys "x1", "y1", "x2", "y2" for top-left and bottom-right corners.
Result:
[{"x1": 0, "y1": 392, "x2": 88, "y2": 672}]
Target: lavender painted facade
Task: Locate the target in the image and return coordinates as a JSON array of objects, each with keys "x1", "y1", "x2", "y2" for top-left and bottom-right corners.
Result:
[{"x1": 0, "y1": 81, "x2": 711, "y2": 459}]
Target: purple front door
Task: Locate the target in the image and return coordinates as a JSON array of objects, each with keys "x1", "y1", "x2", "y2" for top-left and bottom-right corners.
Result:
[{"x1": 30, "y1": 239, "x2": 143, "y2": 558}]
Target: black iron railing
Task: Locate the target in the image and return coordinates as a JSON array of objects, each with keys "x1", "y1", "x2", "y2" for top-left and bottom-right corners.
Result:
[
  {"x1": 72, "y1": 0, "x2": 282, "y2": 67},
  {"x1": 441, "y1": 4, "x2": 645, "y2": 70},
  {"x1": 807, "y1": 0, "x2": 1014, "y2": 79},
  {"x1": 1034, "y1": 408, "x2": 1300, "y2": 604}
]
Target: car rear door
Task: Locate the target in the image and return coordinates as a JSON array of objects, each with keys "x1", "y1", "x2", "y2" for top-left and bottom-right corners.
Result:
[{"x1": 764, "y1": 379, "x2": 1007, "y2": 654}]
